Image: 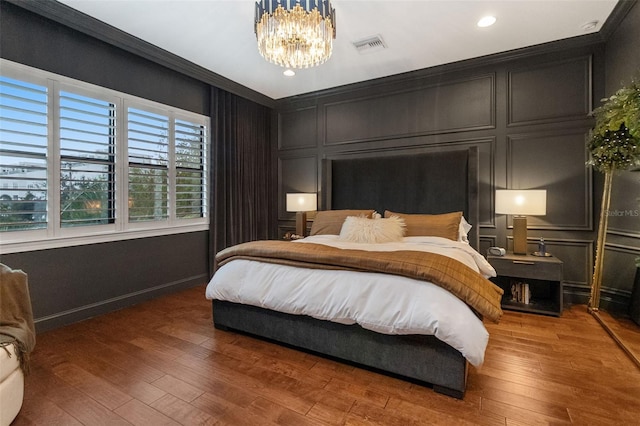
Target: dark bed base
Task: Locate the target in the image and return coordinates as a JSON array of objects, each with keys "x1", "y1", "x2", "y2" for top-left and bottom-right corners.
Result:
[{"x1": 212, "y1": 300, "x2": 468, "y2": 399}]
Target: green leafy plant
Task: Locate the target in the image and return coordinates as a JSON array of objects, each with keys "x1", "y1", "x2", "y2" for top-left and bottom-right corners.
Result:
[{"x1": 588, "y1": 75, "x2": 640, "y2": 172}]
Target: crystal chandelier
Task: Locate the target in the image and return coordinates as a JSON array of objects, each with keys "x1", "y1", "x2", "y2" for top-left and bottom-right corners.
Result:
[{"x1": 254, "y1": 0, "x2": 336, "y2": 69}]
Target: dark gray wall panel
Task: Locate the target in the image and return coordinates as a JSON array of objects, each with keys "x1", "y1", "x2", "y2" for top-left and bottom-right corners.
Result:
[
  {"x1": 2, "y1": 231, "x2": 209, "y2": 332},
  {"x1": 278, "y1": 156, "x2": 318, "y2": 219},
  {"x1": 601, "y1": 244, "x2": 640, "y2": 313},
  {"x1": 542, "y1": 240, "x2": 592, "y2": 289},
  {"x1": 603, "y1": 244, "x2": 640, "y2": 294},
  {"x1": 608, "y1": 171, "x2": 640, "y2": 238},
  {"x1": 279, "y1": 106, "x2": 318, "y2": 150},
  {"x1": 324, "y1": 75, "x2": 494, "y2": 145},
  {"x1": 508, "y1": 57, "x2": 591, "y2": 126},
  {"x1": 507, "y1": 130, "x2": 592, "y2": 230}
]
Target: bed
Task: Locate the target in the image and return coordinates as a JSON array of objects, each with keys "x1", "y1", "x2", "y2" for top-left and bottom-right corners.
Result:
[{"x1": 206, "y1": 147, "x2": 503, "y2": 398}]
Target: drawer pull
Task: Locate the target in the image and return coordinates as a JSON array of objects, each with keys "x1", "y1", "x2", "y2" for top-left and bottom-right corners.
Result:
[{"x1": 512, "y1": 261, "x2": 535, "y2": 265}]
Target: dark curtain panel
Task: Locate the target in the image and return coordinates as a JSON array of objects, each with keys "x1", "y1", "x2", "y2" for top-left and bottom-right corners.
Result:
[{"x1": 209, "y1": 88, "x2": 275, "y2": 276}]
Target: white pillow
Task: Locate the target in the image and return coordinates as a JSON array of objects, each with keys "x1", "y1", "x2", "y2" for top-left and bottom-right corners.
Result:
[
  {"x1": 458, "y1": 216, "x2": 472, "y2": 243},
  {"x1": 339, "y1": 216, "x2": 406, "y2": 243}
]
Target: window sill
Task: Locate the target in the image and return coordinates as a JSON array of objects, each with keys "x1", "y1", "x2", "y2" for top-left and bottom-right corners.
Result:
[{"x1": 0, "y1": 223, "x2": 209, "y2": 254}]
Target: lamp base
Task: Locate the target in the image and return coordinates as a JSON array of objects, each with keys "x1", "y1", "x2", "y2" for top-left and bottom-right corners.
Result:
[
  {"x1": 295, "y1": 211, "x2": 307, "y2": 237},
  {"x1": 513, "y1": 216, "x2": 528, "y2": 255}
]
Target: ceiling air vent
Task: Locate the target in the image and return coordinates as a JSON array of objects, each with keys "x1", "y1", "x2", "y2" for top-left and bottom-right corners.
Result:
[{"x1": 352, "y1": 35, "x2": 387, "y2": 54}]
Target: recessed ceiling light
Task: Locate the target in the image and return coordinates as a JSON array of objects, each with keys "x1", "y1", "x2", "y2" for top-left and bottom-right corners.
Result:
[
  {"x1": 283, "y1": 69, "x2": 295, "y2": 77},
  {"x1": 477, "y1": 16, "x2": 496, "y2": 28},
  {"x1": 582, "y1": 20, "x2": 599, "y2": 31}
]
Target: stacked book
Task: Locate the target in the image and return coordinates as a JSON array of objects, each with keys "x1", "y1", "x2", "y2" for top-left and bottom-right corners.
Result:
[{"x1": 510, "y1": 281, "x2": 531, "y2": 304}]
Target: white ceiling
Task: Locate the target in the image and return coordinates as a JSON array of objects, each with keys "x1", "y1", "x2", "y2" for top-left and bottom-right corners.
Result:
[{"x1": 57, "y1": 0, "x2": 618, "y2": 100}]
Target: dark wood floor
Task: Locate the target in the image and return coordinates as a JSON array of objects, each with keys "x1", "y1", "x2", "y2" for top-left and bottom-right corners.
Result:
[{"x1": 13, "y1": 285, "x2": 640, "y2": 425}]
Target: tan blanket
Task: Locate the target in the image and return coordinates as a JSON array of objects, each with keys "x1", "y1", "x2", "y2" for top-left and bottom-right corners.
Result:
[
  {"x1": 0, "y1": 264, "x2": 36, "y2": 374},
  {"x1": 216, "y1": 241, "x2": 503, "y2": 323}
]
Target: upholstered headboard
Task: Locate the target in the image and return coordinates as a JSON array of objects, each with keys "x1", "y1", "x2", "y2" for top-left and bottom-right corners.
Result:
[{"x1": 323, "y1": 147, "x2": 479, "y2": 249}]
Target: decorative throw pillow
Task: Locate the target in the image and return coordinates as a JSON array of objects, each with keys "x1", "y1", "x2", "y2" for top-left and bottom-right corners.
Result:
[
  {"x1": 309, "y1": 210, "x2": 375, "y2": 235},
  {"x1": 459, "y1": 216, "x2": 472, "y2": 243},
  {"x1": 383, "y1": 210, "x2": 462, "y2": 241},
  {"x1": 339, "y1": 216, "x2": 406, "y2": 243}
]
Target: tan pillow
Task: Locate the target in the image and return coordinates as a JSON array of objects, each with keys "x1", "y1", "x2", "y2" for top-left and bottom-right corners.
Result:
[
  {"x1": 310, "y1": 209, "x2": 375, "y2": 235},
  {"x1": 384, "y1": 210, "x2": 463, "y2": 240}
]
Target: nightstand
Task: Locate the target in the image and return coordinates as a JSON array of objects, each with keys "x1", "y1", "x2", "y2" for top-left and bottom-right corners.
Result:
[{"x1": 487, "y1": 253, "x2": 563, "y2": 317}]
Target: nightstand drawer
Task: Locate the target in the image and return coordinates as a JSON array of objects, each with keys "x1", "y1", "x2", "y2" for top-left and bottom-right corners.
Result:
[{"x1": 489, "y1": 256, "x2": 562, "y2": 281}]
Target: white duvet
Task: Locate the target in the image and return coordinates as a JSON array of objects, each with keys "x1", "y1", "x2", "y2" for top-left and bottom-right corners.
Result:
[{"x1": 205, "y1": 235, "x2": 497, "y2": 366}]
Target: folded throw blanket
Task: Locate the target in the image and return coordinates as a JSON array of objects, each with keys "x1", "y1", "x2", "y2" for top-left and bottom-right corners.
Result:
[
  {"x1": 0, "y1": 263, "x2": 36, "y2": 374},
  {"x1": 216, "y1": 241, "x2": 503, "y2": 323}
]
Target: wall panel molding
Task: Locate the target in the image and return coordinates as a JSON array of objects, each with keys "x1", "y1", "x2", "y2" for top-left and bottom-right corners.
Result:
[
  {"x1": 507, "y1": 56, "x2": 592, "y2": 127},
  {"x1": 278, "y1": 155, "x2": 318, "y2": 220},
  {"x1": 506, "y1": 129, "x2": 593, "y2": 230},
  {"x1": 323, "y1": 74, "x2": 495, "y2": 146},
  {"x1": 278, "y1": 106, "x2": 318, "y2": 150},
  {"x1": 606, "y1": 170, "x2": 640, "y2": 238}
]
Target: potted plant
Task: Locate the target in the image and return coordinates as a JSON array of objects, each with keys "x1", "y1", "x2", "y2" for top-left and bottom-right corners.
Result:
[{"x1": 587, "y1": 74, "x2": 640, "y2": 311}]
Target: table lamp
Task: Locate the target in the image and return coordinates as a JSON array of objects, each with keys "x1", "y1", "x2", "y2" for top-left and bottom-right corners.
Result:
[
  {"x1": 286, "y1": 193, "x2": 317, "y2": 237},
  {"x1": 495, "y1": 189, "x2": 547, "y2": 255}
]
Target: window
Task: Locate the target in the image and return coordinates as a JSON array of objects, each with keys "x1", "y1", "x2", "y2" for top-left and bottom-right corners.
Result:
[
  {"x1": 0, "y1": 60, "x2": 209, "y2": 253},
  {"x1": 175, "y1": 118, "x2": 207, "y2": 219},
  {"x1": 59, "y1": 91, "x2": 116, "y2": 227},
  {"x1": 127, "y1": 107, "x2": 169, "y2": 222},
  {"x1": 0, "y1": 76, "x2": 48, "y2": 232}
]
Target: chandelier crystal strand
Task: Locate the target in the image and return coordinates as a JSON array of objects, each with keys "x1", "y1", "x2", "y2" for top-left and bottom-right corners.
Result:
[{"x1": 255, "y1": 0, "x2": 336, "y2": 69}]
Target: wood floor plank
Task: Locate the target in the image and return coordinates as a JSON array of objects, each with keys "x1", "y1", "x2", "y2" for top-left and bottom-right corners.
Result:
[
  {"x1": 50, "y1": 362, "x2": 133, "y2": 410},
  {"x1": 149, "y1": 393, "x2": 216, "y2": 425},
  {"x1": 247, "y1": 397, "x2": 327, "y2": 426},
  {"x1": 322, "y1": 377, "x2": 390, "y2": 408},
  {"x1": 114, "y1": 399, "x2": 180, "y2": 426},
  {"x1": 480, "y1": 397, "x2": 571, "y2": 425},
  {"x1": 14, "y1": 285, "x2": 640, "y2": 425},
  {"x1": 151, "y1": 374, "x2": 205, "y2": 402}
]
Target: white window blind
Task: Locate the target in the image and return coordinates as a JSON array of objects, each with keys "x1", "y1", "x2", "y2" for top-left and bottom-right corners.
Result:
[
  {"x1": 0, "y1": 76, "x2": 48, "y2": 232},
  {"x1": 175, "y1": 118, "x2": 206, "y2": 219},
  {"x1": 59, "y1": 91, "x2": 116, "y2": 227},
  {"x1": 127, "y1": 107, "x2": 169, "y2": 222}
]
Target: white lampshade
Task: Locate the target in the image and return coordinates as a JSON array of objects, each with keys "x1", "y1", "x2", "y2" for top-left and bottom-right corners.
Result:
[
  {"x1": 286, "y1": 193, "x2": 317, "y2": 212},
  {"x1": 495, "y1": 190, "x2": 547, "y2": 216}
]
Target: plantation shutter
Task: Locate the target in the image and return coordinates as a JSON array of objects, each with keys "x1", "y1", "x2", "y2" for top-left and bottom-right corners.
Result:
[
  {"x1": 0, "y1": 76, "x2": 48, "y2": 231},
  {"x1": 59, "y1": 91, "x2": 116, "y2": 227}
]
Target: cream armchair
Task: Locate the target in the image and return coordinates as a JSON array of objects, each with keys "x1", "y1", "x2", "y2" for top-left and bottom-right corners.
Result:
[
  {"x1": 0, "y1": 342, "x2": 24, "y2": 426},
  {"x1": 0, "y1": 264, "x2": 35, "y2": 426}
]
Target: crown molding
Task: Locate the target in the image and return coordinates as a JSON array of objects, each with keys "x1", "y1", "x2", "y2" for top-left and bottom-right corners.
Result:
[
  {"x1": 4, "y1": 0, "x2": 277, "y2": 108},
  {"x1": 599, "y1": 0, "x2": 638, "y2": 41}
]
